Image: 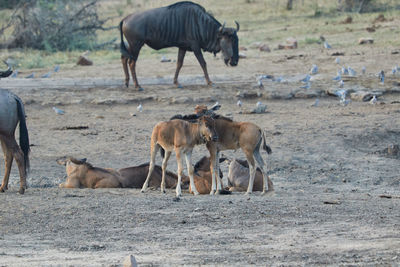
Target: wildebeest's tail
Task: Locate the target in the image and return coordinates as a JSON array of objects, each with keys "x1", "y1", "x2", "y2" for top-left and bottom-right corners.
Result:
[
  {"x1": 119, "y1": 20, "x2": 132, "y2": 59},
  {"x1": 15, "y1": 97, "x2": 30, "y2": 172},
  {"x1": 262, "y1": 131, "x2": 272, "y2": 154}
]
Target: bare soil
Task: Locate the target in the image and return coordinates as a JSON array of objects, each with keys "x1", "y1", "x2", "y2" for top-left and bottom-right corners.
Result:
[{"x1": 1, "y1": 46, "x2": 400, "y2": 266}]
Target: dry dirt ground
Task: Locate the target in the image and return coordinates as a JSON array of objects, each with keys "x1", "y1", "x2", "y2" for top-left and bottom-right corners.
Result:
[{"x1": 1, "y1": 46, "x2": 400, "y2": 266}]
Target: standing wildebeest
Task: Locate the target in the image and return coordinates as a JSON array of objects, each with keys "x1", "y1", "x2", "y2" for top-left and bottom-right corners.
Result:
[
  {"x1": 120, "y1": 1, "x2": 239, "y2": 89},
  {"x1": 141, "y1": 116, "x2": 218, "y2": 197},
  {"x1": 0, "y1": 86, "x2": 30, "y2": 194},
  {"x1": 166, "y1": 105, "x2": 273, "y2": 195}
]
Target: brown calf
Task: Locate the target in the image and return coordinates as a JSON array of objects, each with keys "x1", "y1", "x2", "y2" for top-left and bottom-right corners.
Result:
[{"x1": 141, "y1": 116, "x2": 218, "y2": 197}]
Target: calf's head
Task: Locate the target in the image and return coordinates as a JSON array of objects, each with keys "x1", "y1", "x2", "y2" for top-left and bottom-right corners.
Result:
[
  {"x1": 218, "y1": 21, "x2": 240, "y2": 67},
  {"x1": 198, "y1": 116, "x2": 218, "y2": 142}
]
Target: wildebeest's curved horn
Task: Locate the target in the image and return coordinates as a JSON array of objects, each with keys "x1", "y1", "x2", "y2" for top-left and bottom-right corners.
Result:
[
  {"x1": 235, "y1": 21, "x2": 240, "y2": 32},
  {"x1": 219, "y1": 22, "x2": 226, "y2": 33}
]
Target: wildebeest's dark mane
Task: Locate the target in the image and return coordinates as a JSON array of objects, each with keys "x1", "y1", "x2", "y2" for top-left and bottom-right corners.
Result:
[
  {"x1": 170, "y1": 113, "x2": 233, "y2": 122},
  {"x1": 161, "y1": 1, "x2": 221, "y2": 53}
]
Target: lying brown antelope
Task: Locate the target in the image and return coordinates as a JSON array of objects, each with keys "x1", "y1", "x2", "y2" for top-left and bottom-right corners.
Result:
[
  {"x1": 167, "y1": 105, "x2": 273, "y2": 195},
  {"x1": 58, "y1": 157, "x2": 184, "y2": 189},
  {"x1": 141, "y1": 116, "x2": 218, "y2": 197},
  {"x1": 227, "y1": 158, "x2": 264, "y2": 192}
]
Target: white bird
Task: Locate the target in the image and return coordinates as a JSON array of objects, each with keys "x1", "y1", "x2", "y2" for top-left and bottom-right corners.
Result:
[
  {"x1": 160, "y1": 55, "x2": 171, "y2": 62},
  {"x1": 52, "y1": 107, "x2": 65, "y2": 115},
  {"x1": 336, "y1": 89, "x2": 347, "y2": 99},
  {"x1": 54, "y1": 65, "x2": 60, "y2": 72},
  {"x1": 392, "y1": 66, "x2": 397, "y2": 75},
  {"x1": 301, "y1": 74, "x2": 311, "y2": 83},
  {"x1": 310, "y1": 64, "x2": 318, "y2": 75},
  {"x1": 256, "y1": 101, "x2": 263, "y2": 107},
  {"x1": 340, "y1": 99, "x2": 351, "y2": 106},
  {"x1": 370, "y1": 95, "x2": 377, "y2": 105},
  {"x1": 257, "y1": 79, "x2": 263, "y2": 88},
  {"x1": 339, "y1": 80, "x2": 344, "y2": 88},
  {"x1": 237, "y1": 100, "x2": 242, "y2": 107},
  {"x1": 362, "y1": 66, "x2": 366, "y2": 75},
  {"x1": 348, "y1": 67, "x2": 357, "y2": 77},
  {"x1": 274, "y1": 76, "x2": 283, "y2": 83},
  {"x1": 311, "y1": 98, "x2": 319, "y2": 107},
  {"x1": 335, "y1": 57, "x2": 340, "y2": 64},
  {"x1": 324, "y1": 41, "x2": 332, "y2": 49},
  {"x1": 137, "y1": 103, "x2": 143, "y2": 112}
]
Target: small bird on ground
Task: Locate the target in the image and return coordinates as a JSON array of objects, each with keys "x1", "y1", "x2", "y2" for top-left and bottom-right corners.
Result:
[
  {"x1": 362, "y1": 66, "x2": 366, "y2": 75},
  {"x1": 339, "y1": 80, "x2": 344, "y2": 88},
  {"x1": 335, "y1": 57, "x2": 340, "y2": 64},
  {"x1": 41, "y1": 71, "x2": 52, "y2": 78},
  {"x1": 301, "y1": 74, "x2": 311, "y2": 83},
  {"x1": 392, "y1": 66, "x2": 397, "y2": 75},
  {"x1": 25, "y1": 73, "x2": 35, "y2": 78},
  {"x1": 379, "y1": 70, "x2": 385, "y2": 84},
  {"x1": 160, "y1": 55, "x2": 171, "y2": 62},
  {"x1": 10, "y1": 70, "x2": 18, "y2": 78},
  {"x1": 370, "y1": 95, "x2": 377, "y2": 105},
  {"x1": 300, "y1": 83, "x2": 311, "y2": 90},
  {"x1": 324, "y1": 41, "x2": 332, "y2": 49},
  {"x1": 332, "y1": 73, "x2": 341, "y2": 81},
  {"x1": 311, "y1": 98, "x2": 319, "y2": 107},
  {"x1": 54, "y1": 65, "x2": 60, "y2": 72},
  {"x1": 341, "y1": 66, "x2": 349, "y2": 75},
  {"x1": 52, "y1": 107, "x2": 65, "y2": 115},
  {"x1": 310, "y1": 64, "x2": 318, "y2": 75},
  {"x1": 348, "y1": 67, "x2": 357, "y2": 77},
  {"x1": 137, "y1": 103, "x2": 143, "y2": 113},
  {"x1": 237, "y1": 100, "x2": 242, "y2": 107}
]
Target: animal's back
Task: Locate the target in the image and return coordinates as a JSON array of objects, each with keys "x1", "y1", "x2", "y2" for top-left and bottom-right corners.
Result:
[{"x1": 0, "y1": 89, "x2": 19, "y2": 135}]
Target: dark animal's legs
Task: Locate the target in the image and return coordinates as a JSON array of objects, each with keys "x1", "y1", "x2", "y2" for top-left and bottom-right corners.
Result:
[
  {"x1": 184, "y1": 150, "x2": 199, "y2": 195},
  {"x1": 253, "y1": 149, "x2": 274, "y2": 194},
  {"x1": 0, "y1": 140, "x2": 13, "y2": 192},
  {"x1": 127, "y1": 41, "x2": 144, "y2": 90},
  {"x1": 141, "y1": 144, "x2": 160, "y2": 192},
  {"x1": 173, "y1": 48, "x2": 186, "y2": 87},
  {"x1": 193, "y1": 49, "x2": 212, "y2": 86},
  {"x1": 207, "y1": 143, "x2": 218, "y2": 195},
  {"x1": 160, "y1": 150, "x2": 172, "y2": 193},
  {"x1": 121, "y1": 56, "x2": 130, "y2": 87}
]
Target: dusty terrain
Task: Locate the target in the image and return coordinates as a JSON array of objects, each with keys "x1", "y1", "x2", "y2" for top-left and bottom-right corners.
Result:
[{"x1": 1, "y1": 44, "x2": 400, "y2": 266}]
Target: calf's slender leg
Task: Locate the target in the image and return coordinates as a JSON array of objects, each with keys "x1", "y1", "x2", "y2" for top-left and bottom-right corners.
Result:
[
  {"x1": 175, "y1": 148, "x2": 184, "y2": 197},
  {"x1": 0, "y1": 140, "x2": 13, "y2": 192},
  {"x1": 253, "y1": 149, "x2": 274, "y2": 194},
  {"x1": 141, "y1": 144, "x2": 160, "y2": 192},
  {"x1": 245, "y1": 151, "x2": 256, "y2": 195},
  {"x1": 184, "y1": 150, "x2": 199, "y2": 195},
  {"x1": 161, "y1": 151, "x2": 172, "y2": 193}
]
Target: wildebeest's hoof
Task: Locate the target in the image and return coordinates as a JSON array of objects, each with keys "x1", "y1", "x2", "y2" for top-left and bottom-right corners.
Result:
[
  {"x1": 19, "y1": 187, "x2": 25, "y2": 194},
  {"x1": 261, "y1": 190, "x2": 275, "y2": 196},
  {"x1": 192, "y1": 191, "x2": 200, "y2": 196},
  {"x1": 245, "y1": 191, "x2": 253, "y2": 195},
  {"x1": 176, "y1": 83, "x2": 183, "y2": 89},
  {"x1": 140, "y1": 188, "x2": 147, "y2": 193}
]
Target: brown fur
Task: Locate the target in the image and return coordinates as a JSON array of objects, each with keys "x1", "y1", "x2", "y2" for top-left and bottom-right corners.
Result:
[
  {"x1": 141, "y1": 116, "x2": 218, "y2": 197},
  {"x1": 194, "y1": 105, "x2": 273, "y2": 195},
  {"x1": 58, "y1": 158, "x2": 188, "y2": 189},
  {"x1": 228, "y1": 159, "x2": 264, "y2": 192}
]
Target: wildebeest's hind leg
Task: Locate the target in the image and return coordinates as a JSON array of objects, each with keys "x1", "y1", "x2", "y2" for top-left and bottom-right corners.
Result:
[
  {"x1": 173, "y1": 48, "x2": 186, "y2": 88},
  {"x1": 193, "y1": 48, "x2": 212, "y2": 86},
  {"x1": 141, "y1": 144, "x2": 160, "y2": 192},
  {"x1": 121, "y1": 55, "x2": 130, "y2": 87},
  {"x1": 160, "y1": 150, "x2": 172, "y2": 193},
  {"x1": 0, "y1": 140, "x2": 13, "y2": 192},
  {"x1": 6, "y1": 137, "x2": 27, "y2": 194},
  {"x1": 253, "y1": 149, "x2": 274, "y2": 195},
  {"x1": 127, "y1": 41, "x2": 144, "y2": 91}
]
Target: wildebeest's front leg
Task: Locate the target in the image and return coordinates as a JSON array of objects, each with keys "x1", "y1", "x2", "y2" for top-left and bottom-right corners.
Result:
[
  {"x1": 173, "y1": 48, "x2": 186, "y2": 88},
  {"x1": 184, "y1": 150, "x2": 199, "y2": 195},
  {"x1": 245, "y1": 152, "x2": 256, "y2": 195},
  {"x1": 207, "y1": 142, "x2": 218, "y2": 195},
  {"x1": 193, "y1": 48, "x2": 212, "y2": 86},
  {"x1": 0, "y1": 140, "x2": 13, "y2": 192}
]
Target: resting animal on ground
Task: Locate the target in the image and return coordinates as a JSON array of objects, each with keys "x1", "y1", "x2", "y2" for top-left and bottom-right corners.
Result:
[
  {"x1": 58, "y1": 157, "x2": 185, "y2": 189},
  {"x1": 0, "y1": 86, "x2": 30, "y2": 194},
  {"x1": 119, "y1": 1, "x2": 239, "y2": 89},
  {"x1": 227, "y1": 158, "x2": 264, "y2": 192},
  {"x1": 141, "y1": 116, "x2": 218, "y2": 197}
]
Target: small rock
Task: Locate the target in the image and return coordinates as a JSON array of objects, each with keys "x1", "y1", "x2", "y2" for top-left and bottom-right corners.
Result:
[
  {"x1": 77, "y1": 56, "x2": 93, "y2": 66},
  {"x1": 366, "y1": 26, "x2": 376, "y2": 32},
  {"x1": 374, "y1": 14, "x2": 386, "y2": 23},
  {"x1": 358, "y1": 38, "x2": 374, "y2": 45},
  {"x1": 259, "y1": 44, "x2": 271, "y2": 52},
  {"x1": 239, "y1": 52, "x2": 247, "y2": 58},
  {"x1": 342, "y1": 16, "x2": 352, "y2": 24},
  {"x1": 239, "y1": 46, "x2": 248, "y2": 51},
  {"x1": 387, "y1": 144, "x2": 399, "y2": 156},
  {"x1": 350, "y1": 91, "x2": 381, "y2": 102}
]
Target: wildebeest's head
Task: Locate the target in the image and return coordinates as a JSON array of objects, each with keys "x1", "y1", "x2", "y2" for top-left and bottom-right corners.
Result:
[
  {"x1": 218, "y1": 21, "x2": 239, "y2": 67},
  {"x1": 198, "y1": 116, "x2": 218, "y2": 142}
]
